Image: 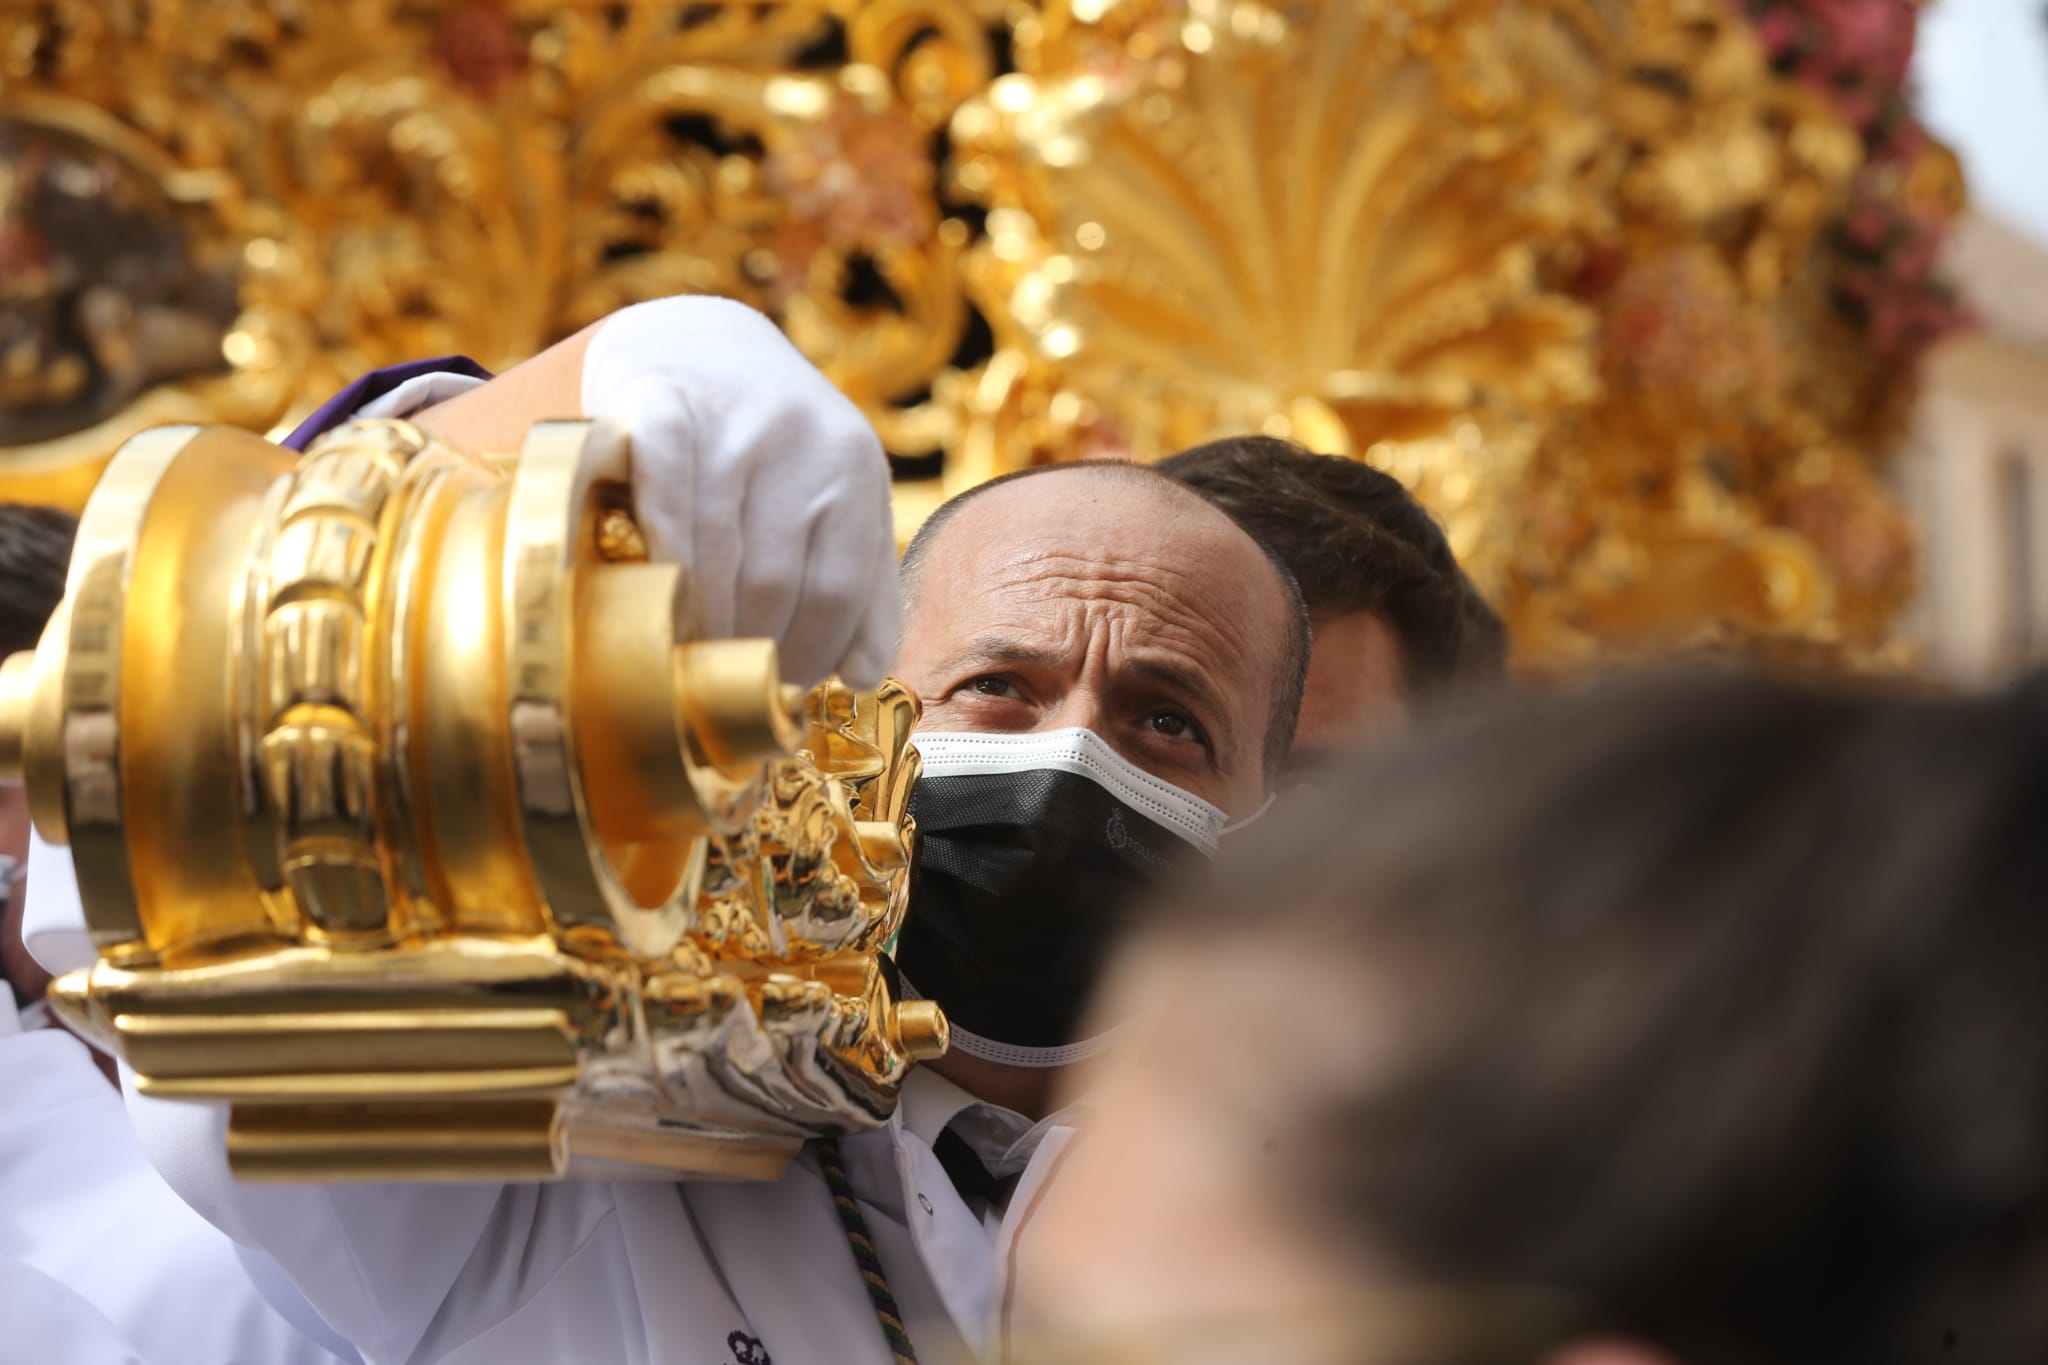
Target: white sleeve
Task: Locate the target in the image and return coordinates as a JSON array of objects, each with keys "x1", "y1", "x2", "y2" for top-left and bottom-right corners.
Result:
[
  {"x1": 350, "y1": 371, "x2": 487, "y2": 421},
  {"x1": 0, "y1": 1025, "x2": 345, "y2": 1365},
  {"x1": 22, "y1": 823, "x2": 93, "y2": 977},
  {"x1": 28, "y1": 842, "x2": 616, "y2": 1365},
  {"x1": 0, "y1": 1261, "x2": 149, "y2": 1365},
  {"x1": 120, "y1": 1049, "x2": 627, "y2": 1364}
]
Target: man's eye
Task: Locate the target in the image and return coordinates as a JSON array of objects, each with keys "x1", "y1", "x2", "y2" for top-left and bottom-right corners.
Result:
[
  {"x1": 1148, "y1": 710, "x2": 1195, "y2": 740},
  {"x1": 969, "y1": 676, "x2": 1017, "y2": 698}
]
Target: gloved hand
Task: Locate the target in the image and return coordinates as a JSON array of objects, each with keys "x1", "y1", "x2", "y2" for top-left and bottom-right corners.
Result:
[{"x1": 581, "y1": 297, "x2": 899, "y2": 689}]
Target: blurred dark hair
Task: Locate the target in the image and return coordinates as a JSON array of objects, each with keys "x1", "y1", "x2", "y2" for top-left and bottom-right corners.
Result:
[
  {"x1": 0, "y1": 503, "x2": 76, "y2": 657},
  {"x1": 1158, "y1": 436, "x2": 1506, "y2": 693},
  {"x1": 1173, "y1": 667, "x2": 2048, "y2": 1365}
]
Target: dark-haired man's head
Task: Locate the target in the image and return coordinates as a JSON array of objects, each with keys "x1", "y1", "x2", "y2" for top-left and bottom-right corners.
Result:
[
  {"x1": 892, "y1": 461, "x2": 1311, "y2": 1118},
  {"x1": 1019, "y1": 668, "x2": 2048, "y2": 1365},
  {"x1": 1160, "y1": 436, "x2": 1505, "y2": 770}
]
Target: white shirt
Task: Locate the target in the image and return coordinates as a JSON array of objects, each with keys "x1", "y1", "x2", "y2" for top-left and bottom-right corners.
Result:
[
  {"x1": 118, "y1": 1063, "x2": 1075, "y2": 1365},
  {"x1": 0, "y1": 1260, "x2": 149, "y2": 1365},
  {"x1": 0, "y1": 987, "x2": 354, "y2": 1365}
]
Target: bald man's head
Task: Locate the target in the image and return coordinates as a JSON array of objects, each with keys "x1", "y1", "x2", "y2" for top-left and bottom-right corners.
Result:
[{"x1": 896, "y1": 463, "x2": 1309, "y2": 804}]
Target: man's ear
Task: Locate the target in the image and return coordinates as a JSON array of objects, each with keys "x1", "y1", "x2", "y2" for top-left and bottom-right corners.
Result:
[{"x1": 1543, "y1": 1337, "x2": 1682, "y2": 1365}]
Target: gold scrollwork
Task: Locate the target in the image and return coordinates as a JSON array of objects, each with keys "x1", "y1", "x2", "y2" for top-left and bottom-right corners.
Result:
[{"x1": 0, "y1": 0, "x2": 1965, "y2": 666}]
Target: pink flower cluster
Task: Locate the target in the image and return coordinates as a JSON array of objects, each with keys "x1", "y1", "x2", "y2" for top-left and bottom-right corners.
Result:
[
  {"x1": 431, "y1": 0, "x2": 528, "y2": 100},
  {"x1": 1834, "y1": 169, "x2": 1965, "y2": 367},
  {"x1": 1604, "y1": 248, "x2": 1785, "y2": 410},
  {"x1": 1740, "y1": 0, "x2": 1968, "y2": 372},
  {"x1": 1748, "y1": 0, "x2": 1917, "y2": 131},
  {"x1": 762, "y1": 96, "x2": 933, "y2": 304}
]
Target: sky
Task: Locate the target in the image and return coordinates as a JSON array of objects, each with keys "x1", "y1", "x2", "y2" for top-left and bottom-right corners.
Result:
[{"x1": 1914, "y1": 0, "x2": 2048, "y2": 247}]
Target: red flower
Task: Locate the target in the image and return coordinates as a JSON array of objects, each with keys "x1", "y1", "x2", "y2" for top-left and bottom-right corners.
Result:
[
  {"x1": 432, "y1": 1, "x2": 527, "y2": 99},
  {"x1": 0, "y1": 219, "x2": 51, "y2": 285},
  {"x1": 761, "y1": 95, "x2": 933, "y2": 303},
  {"x1": 1752, "y1": 9, "x2": 1804, "y2": 56},
  {"x1": 1742, "y1": 0, "x2": 1916, "y2": 135},
  {"x1": 1809, "y1": 0, "x2": 1914, "y2": 86},
  {"x1": 1738, "y1": 0, "x2": 1965, "y2": 374}
]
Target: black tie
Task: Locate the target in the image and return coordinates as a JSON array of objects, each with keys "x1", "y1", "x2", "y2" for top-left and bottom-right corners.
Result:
[{"x1": 932, "y1": 1126, "x2": 1018, "y2": 1210}]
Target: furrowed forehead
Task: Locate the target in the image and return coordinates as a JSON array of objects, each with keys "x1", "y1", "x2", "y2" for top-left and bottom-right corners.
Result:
[
  {"x1": 901, "y1": 462, "x2": 1309, "y2": 783},
  {"x1": 932, "y1": 474, "x2": 1281, "y2": 673},
  {"x1": 932, "y1": 466, "x2": 1248, "y2": 569}
]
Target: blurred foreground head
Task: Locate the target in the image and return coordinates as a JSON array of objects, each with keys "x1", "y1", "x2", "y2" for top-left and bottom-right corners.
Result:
[{"x1": 1014, "y1": 668, "x2": 2048, "y2": 1365}]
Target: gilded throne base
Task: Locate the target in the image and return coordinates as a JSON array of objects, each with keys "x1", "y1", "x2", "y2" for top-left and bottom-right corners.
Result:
[{"x1": 0, "y1": 417, "x2": 945, "y2": 1182}]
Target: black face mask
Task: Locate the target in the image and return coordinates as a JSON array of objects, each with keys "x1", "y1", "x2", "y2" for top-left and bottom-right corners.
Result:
[{"x1": 893, "y1": 730, "x2": 1224, "y2": 1068}]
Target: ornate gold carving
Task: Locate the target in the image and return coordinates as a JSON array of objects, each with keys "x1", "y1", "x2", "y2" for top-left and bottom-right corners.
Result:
[
  {"x1": 258, "y1": 420, "x2": 415, "y2": 941},
  {"x1": 0, "y1": 0, "x2": 1964, "y2": 665},
  {"x1": 0, "y1": 417, "x2": 943, "y2": 1182},
  {"x1": 1496, "y1": 0, "x2": 1927, "y2": 665},
  {"x1": 942, "y1": 0, "x2": 1618, "y2": 610}
]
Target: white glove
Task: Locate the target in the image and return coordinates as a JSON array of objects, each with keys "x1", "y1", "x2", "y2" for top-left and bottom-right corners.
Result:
[{"x1": 582, "y1": 296, "x2": 900, "y2": 689}]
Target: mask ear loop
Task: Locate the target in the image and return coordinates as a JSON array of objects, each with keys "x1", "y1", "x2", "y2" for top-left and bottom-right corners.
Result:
[
  {"x1": 895, "y1": 973, "x2": 1127, "y2": 1068},
  {"x1": 1219, "y1": 792, "x2": 1277, "y2": 838},
  {"x1": 945, "y1": 1021, "x2": 1129, "y2": 1069}
]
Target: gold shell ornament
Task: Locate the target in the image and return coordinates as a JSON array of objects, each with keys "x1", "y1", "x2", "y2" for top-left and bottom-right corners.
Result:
[
  {"x1": 942, "y1": 0, "x2": 1617, "y2": 609},
  {"x1": 0, "y1": 417, "x2": 946, "y2": 1182}
]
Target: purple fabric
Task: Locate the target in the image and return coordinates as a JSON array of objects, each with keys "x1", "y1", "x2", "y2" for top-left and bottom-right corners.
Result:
[{"x1": 280, "y1": 356, "x2": 494, "y2": 452}]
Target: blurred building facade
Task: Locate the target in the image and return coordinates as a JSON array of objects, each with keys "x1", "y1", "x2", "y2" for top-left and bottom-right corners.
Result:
[{"x1": 1897, "y1": 212, "x2": 2048, "y2": 681}]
